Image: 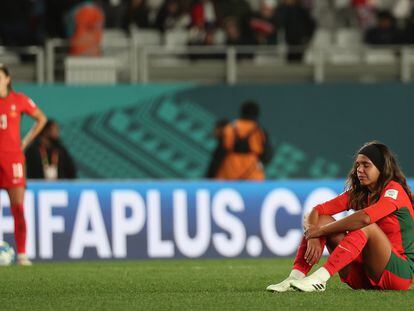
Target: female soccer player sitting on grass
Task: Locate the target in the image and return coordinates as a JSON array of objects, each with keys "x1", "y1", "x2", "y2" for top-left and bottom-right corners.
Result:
[{"x1": 267, "y1": 141, "x2": 414, "y2": 292}]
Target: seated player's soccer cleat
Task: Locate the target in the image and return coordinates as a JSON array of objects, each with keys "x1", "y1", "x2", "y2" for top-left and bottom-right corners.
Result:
[
  {"x1": 290, "y1": 275, "x2": 326, "y2": 292},
  {"x1": 17, "y1": 254, "x2": 33, "y2": 266},
  {"x1": 266, "y1": 277, "x2": 297, "y2": 293}
]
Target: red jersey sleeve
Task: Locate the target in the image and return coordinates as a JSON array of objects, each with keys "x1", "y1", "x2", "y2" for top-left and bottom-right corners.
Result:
[
  {"x1": 18, "y1": 93, "x2": 38, "y2": 116},
  {"x1": 363, "y1": 182, "x2": 404, "y2": 223},
  {"x1": 316, "y1": 191, "x2": 349, "y2": 216}
]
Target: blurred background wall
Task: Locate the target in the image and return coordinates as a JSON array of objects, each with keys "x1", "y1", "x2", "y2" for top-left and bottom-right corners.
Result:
[{"x1": 18, "y1": 82, "x2": 414, "y2": 179}]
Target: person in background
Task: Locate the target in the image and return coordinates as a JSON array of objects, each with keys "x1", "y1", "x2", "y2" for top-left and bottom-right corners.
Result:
[
  {"x1": 124, "y1": 0, "x2": 151, "y2": 30},
  {"x1": 188, "y1": 0, "x2": 219, "y2": 49},
  {"x1": 65, "y1": 0, "x2": 105, "y2": 56},
  {"x1": 277, "y1": 0, "x2": 315, "y2": 62},
  {"x1": 191, "y1": 0, "x2": 221, "y2": 31},
  {"x1": 223, "y1": 17, "x2": 254, "y2": 59},
  {"x1": 26, "y1": 120, "x2": 77, "y2": 180},
  {"x1": 101, "y1": 0, "x2": 128, "y2": 29},
  {"x1": 154, "y1": 0, "x2": 189, "y2": 33},
  {"x1": 364, "y1": 10, "x2": 403, "y2": 45},
  {"x1": 0, "y1": 64, "x2": 47, "y2": 265},
  {"x1": 217, "y1": 0, "x2": 252, "y2": 44},
  {"x1": 216, "y1": 101, "x2": 272, "y2": 180},
  {"x1": 404, "y1": 8, "x2": 414, "y2": 44},
  {"x1": 224, "y1": 17, "x2": 251, "y2": 46},
  {"x1": 217, "y1": 0, "x2": 251, "y2": 22},
  {"x1": 205, "y1": 118, "x2": 229, "y2": 178},
  {"x1": 351, "y1": 0, "x2": 378, "y2": 31},
  {"x1": 248, "y1": 0, "x2": 278, "y2": 45}
]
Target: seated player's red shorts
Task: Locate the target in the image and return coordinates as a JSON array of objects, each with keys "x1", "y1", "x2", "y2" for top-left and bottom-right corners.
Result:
[
  {"x1": 0, "y1": 152, "x2": 26, "y2": 188},
  {"x1": 340, "y1": 251, "x2": 413, "y2": 290}
]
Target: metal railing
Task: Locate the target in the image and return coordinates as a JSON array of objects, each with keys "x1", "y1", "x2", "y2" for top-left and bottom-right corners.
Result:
[
  {"x1": 0, "y1": 46, "x2": 45, "y2": 83},
  {"x1": 3, "y1": 39, "x2": 414, "y2": 84}
]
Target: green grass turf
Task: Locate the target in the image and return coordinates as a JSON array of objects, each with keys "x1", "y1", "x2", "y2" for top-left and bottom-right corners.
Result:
[{"x1": 0, "y1": 258, "x2": 413, "y2": 310}]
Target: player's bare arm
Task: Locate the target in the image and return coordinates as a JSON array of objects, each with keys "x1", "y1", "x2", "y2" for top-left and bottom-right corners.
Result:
[
  {"x1": 21, "y1": 108, "x2": 47, "y2": 151},
  {"x1": 302, "y1": 209, "x2": 324, "y2": 265},
  {"x1": 305, "y1": 210, "x2": 371, "y2": 239},
  {"x1": 303, "y1": 207, "x2": 320, "y2": 231}
]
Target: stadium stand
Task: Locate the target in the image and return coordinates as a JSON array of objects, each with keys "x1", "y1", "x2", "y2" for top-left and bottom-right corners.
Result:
[
  {"x1": 131, "y1": 27, "x2": 163, "y2": 46},
  {"x1": 2, "y1": 0, "x2": 414, "y2": 83},
  {"x1": 65, "y1": 56, "x2": 118, "y2": 84}
]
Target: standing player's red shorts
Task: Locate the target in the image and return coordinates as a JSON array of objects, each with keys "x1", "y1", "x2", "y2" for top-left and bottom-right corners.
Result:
[{"x1": 0, "y1": 152, "x2": 26, "y2": 188}]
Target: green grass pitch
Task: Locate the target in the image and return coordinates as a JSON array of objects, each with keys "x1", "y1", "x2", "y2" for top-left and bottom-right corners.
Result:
[{"x1": 0, "y1": 258, "x2": 413, "y2": 310}]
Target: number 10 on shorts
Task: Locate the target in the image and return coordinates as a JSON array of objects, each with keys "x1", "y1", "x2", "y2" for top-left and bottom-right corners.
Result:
[{"x1": 12, "y1": 163, "x2": 23, "y2": 178}]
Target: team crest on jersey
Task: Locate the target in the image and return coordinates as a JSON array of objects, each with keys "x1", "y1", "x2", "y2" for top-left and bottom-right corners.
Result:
[
  {"x1": 9, "y1": 104, "x2": 17, "y2": 117},
  {"x1": 384, "y1": 189, "x2": 398, "y2": 200}
]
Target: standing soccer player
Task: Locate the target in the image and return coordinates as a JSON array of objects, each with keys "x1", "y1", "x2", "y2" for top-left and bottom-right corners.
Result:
[
  {"x1": 267, "y1": 141, "x2": 414, "y2": 292},
  {"x1": 0, "y1": 64, "x2": 47, "y2": 265}
]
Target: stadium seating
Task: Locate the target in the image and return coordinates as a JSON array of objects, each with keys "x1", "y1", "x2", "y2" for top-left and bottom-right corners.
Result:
[
  {"x1": 164, "y1": 29, "x2": 190, "y2": 48},
  {"x1": 0, "y1": 47, "x2": 20, "y2": 65},
  {"x1": 364, "y1": 48, "x2": 398, "y2": 64},
  {"x1": 64, "y1": 56, "x2": 118, "y2": 84},
  {"x1": 131, "y1": 28, "x2": 163, "y2": 46}
]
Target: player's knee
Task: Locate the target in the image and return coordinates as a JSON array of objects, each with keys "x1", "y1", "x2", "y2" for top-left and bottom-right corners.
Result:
[
  {"x1": 360, "y1": 223, "x2": 378, "y2": 237},
  {"x1": 326, "y1": 232, "x2": 345, "y2": 246}
]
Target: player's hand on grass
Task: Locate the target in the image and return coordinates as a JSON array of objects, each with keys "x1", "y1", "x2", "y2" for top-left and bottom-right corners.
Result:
[{"x1": 304, "y1": 238, "x2": 322, "y2": 265}]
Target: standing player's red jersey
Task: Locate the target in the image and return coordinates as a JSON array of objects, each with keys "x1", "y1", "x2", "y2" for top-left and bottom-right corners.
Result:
[
  {"x1": 0, "y1": 91, "x2": 37, "y2": 188},
  {"x1": 0, "y1": 91, "x2": 37, "y2": 153}
]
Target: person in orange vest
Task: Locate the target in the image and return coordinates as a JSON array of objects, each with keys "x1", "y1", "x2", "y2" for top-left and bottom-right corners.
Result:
[
  {"x1": 216, "y1": 100, "x2": 272, "y2": 180},
  {"x1": 65, "y1": 0, "x2": 105, "y2": 56},
  {"x1": 205, "y1": 118, "x2": 229, "y2": 178}
]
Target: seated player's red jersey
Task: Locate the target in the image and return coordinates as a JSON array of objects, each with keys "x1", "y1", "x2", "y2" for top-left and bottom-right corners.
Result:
[
  {"x1": 0, "y1": 91, "x2": 37, "y2": 153},
  {"x1": 316, "y1": 181, "x2": 414, "y2": 265}
]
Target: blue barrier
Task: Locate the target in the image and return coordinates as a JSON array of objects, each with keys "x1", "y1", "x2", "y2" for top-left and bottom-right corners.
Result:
[{"x1": 0, "y1": 180, "x2": 398, "y2": 261}]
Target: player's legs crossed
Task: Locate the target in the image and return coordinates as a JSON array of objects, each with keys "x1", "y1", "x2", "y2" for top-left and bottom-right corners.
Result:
[
  {"x1": 291, "y1": 223, "x2": 391, "y2": 292},
  {"x1": 360, "y1": 224, "x2": 412, "y2": 290},
  {"x1": 267, "y1": 215, "x2": 341, "y2": 292},
  {"x1": 313, "y1": 223, "x2": 374, "y2": 289},
  {"x1": 360, "y1": 224, "x2": 392, "y2": 281},
  {"x1": 324, "y1": 229, "x2": 353, "y2": 281}
]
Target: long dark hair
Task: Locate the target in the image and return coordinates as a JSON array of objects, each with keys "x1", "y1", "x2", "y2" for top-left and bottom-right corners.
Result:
[
  {"x1": 346, "y1": 141, "x2": 413, "y2": 210},
  {"x1": 0, "y1": 63, "x2": 12, "y2": 91}
]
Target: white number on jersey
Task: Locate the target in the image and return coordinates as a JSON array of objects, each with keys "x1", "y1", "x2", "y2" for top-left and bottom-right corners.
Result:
[
  {"x1": 0, "y1": 114, "x2": 7, "y2": 129},
  {"x1": 12, "y1": 163, "x2": 23, "y2": 178}
]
